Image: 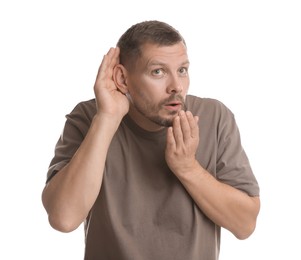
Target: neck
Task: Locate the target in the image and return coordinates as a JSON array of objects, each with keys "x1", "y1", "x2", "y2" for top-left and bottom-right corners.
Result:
[{"x1": 128, "y1": 106, "x2": 165, "y2": 132}]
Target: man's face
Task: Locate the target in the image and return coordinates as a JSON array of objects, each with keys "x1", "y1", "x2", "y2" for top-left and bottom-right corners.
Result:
[{"x1": 126, "y1": 42, "x2": 190, "y2": 130}]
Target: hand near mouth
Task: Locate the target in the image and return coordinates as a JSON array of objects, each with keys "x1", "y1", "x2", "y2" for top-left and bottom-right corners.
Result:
[{"x1": 165, "y1": 110, "x2": 199, "y2": 177}]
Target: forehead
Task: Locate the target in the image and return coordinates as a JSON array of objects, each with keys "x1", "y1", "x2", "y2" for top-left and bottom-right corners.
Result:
[{"x1": 138, "y1": 42, "x2": 189, "y2": 67}]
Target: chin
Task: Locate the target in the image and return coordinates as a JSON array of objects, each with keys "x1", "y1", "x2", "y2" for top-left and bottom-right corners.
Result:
[
  {"x1": 154, "y1": 115, "x2": 176, "y2": 127},
  {"x1": 161, "y1": 120, "x2": 173, "y2": 127}
]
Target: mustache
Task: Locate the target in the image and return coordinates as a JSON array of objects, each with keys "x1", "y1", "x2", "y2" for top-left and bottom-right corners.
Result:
[{"x1": 160, "y1": 94, "x2": 187, "y2": 111}]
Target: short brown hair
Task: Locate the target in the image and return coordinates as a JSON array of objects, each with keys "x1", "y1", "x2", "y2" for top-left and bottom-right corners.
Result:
[{"x1": 117, "y1": 20, "x2": 186, "y2": 69}]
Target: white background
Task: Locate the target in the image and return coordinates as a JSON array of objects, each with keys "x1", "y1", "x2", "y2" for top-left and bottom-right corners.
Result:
[{"x1": 1, "y1": 0, "x2": 300, "y2": 259}]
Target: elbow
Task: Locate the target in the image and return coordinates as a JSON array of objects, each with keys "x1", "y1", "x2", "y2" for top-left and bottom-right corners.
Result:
[
  {"x1": 234, "y1": 221, "x2": 257, "y2": 240},
  {"x1": 48, "y1": 213, "x2": 81, "y2": 233},
  {"x1": 42, "y1": 189, "x2": 82, "y2": 233},
  {"x1": 235, "y1": 196, "x2": 260, "y2": 240}
]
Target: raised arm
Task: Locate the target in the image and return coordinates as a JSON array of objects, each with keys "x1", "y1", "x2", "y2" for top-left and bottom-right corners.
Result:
[
  {"x1": 42, "y1": 47, "x2": 129, "y2": 232},
  {"x1": 165, "y1": 110, "x2": 260, "y2": 239}
]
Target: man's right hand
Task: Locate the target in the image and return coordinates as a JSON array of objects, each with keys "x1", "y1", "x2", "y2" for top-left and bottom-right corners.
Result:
[{"x1": 94, "y1": 47, "x2": 129, "y2": 121}]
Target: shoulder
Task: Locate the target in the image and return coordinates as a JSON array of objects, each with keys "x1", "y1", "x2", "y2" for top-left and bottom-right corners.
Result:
[
  {"x1": 186, "y1": 95, "x2": 233, "y2": 118},
  {"x1": 68, "y1": 98, "x2": 97, "y2": 120},
  {"x1": 62, "y1": 99, "x2": 97, "y2": 135}
]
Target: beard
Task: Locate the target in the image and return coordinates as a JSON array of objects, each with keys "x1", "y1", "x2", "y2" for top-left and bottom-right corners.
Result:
[{"x1": 131, "y1": 94, "x2": 187, "y2": 127}]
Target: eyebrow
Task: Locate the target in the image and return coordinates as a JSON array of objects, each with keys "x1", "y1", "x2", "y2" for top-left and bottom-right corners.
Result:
[{"x1": 148, "y1": 60, "x2": 190, "y2": 67}]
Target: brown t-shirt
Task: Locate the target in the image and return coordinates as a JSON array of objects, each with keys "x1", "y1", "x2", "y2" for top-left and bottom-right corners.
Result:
[{"x1": 47, "y1": 95, "x2": 259, "y2": 260}]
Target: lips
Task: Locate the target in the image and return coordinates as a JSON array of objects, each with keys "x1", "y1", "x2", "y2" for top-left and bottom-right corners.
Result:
[
  {"x1": 161, "y1": 94, "x2": 185, "y2": 112},
  {"x1": 164, "y1": 101, "x2": 183, "y2": 111},
  {"x1": 166, "y1": 101, "x2": 181, "y2": 106}
]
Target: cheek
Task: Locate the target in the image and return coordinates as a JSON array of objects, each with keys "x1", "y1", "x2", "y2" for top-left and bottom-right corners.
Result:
[
  {"x1": 130, "y1": 78, "x2": 164, "y2": 100},
  {"x1": 182, "y1": 78, "x2": 190, "y2": 93},
  {"x1": 128, "y1": 84, "x2": 152, "y2": 105}
]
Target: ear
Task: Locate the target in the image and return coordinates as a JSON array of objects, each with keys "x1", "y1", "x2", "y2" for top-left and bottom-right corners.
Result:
[{"x1": 113, "y1": 64, "x2": 129, "y2": 94}]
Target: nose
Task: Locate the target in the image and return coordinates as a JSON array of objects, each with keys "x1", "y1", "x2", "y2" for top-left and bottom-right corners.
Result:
[{"x1": 166, "y1": 75, "x2": 183, "y2": 94}]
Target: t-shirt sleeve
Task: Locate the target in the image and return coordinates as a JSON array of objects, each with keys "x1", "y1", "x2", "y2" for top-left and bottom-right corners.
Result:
[
  {"x1": 216, "y1": 104, "x2": 260, "y2": 196},
  {"x1": 46, "y1": 100, "x2": 96, "y2": 183}
]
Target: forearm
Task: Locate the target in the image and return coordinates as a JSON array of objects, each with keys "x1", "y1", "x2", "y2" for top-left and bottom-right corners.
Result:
[
  {"x1": 42, "y1": 114, "x2": 120, "y2": 232},
  {"x1": 176, "y1": 161, "x2": 260, "y2": 239}
]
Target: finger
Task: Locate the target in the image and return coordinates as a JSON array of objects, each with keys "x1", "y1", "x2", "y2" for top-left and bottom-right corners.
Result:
[
  {"x1": 95, "y1": 52, "x2": 110, "y2": 84},
  {"x1": 179, "y1": 110, "x2": 191, "y2": 142},
  {"x1": 107, "y1": 47, "x2": 120, "y2": 71},
  {"x1": 113, "y1": 47, "x2": 120, "y2": 65},
  {"x1": 172, "y1": 115, "x2": 183, "y2": 146},
  {"x1": 186, "y1": 111, "x2": 199, "y2": 138},
  {"x1": 166, "y1": 127, "x2": 176, "y2": 150},
  {"x1": 95, "y1": 48, "x2": 117, "y2": 83}
]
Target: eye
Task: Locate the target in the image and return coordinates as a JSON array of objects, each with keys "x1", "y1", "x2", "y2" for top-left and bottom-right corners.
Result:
[
  {"x1": 179, "y1": 67, "x2": 188, "y2": 75},
  {"x1": 151, "y1": 68, "x2": 164, "y2": 76}
]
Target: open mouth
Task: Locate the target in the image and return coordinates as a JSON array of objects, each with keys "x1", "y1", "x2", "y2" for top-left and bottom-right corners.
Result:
[{"x1": 164, "y1": 101, "x2": 182, "y2": 111}]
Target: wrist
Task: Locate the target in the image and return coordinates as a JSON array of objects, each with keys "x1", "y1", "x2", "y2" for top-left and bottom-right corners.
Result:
[
  {"x1": 93, "y1": 112, "x2": 123, "y2": 132},
  {"x1": 174, "y1": 160, "x2": 205, "y2": 181},
  {"x1": 88, "y1": 114, "x2": 122, "y2": 147}
]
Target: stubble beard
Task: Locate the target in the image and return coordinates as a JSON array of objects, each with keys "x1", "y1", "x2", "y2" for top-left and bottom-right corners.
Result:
[{"x1": 133, "y1": 94, "x2": 187, "y2": 127}]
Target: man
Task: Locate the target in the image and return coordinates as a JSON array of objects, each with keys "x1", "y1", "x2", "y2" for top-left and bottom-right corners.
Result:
[{"x1": 42, "y1": 20, "x2": 260, "y2": 259}]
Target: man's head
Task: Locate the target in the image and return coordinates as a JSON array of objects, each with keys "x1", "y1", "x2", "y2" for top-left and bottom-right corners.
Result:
[
  {"x1": 114, "y1": 20, "x2": 190, "y2": 130},
  {"x1": 117, "y1": 20, "x2": 186, "y2": 71}
]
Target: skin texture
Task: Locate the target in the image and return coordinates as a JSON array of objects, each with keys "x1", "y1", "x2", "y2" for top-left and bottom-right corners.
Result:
[
  {"x1": 42, "y1": 44, "x2": 260, "y2": 239},
  {"x1": 114, "y1": 42, "x2": 190, "y2": 130}
]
